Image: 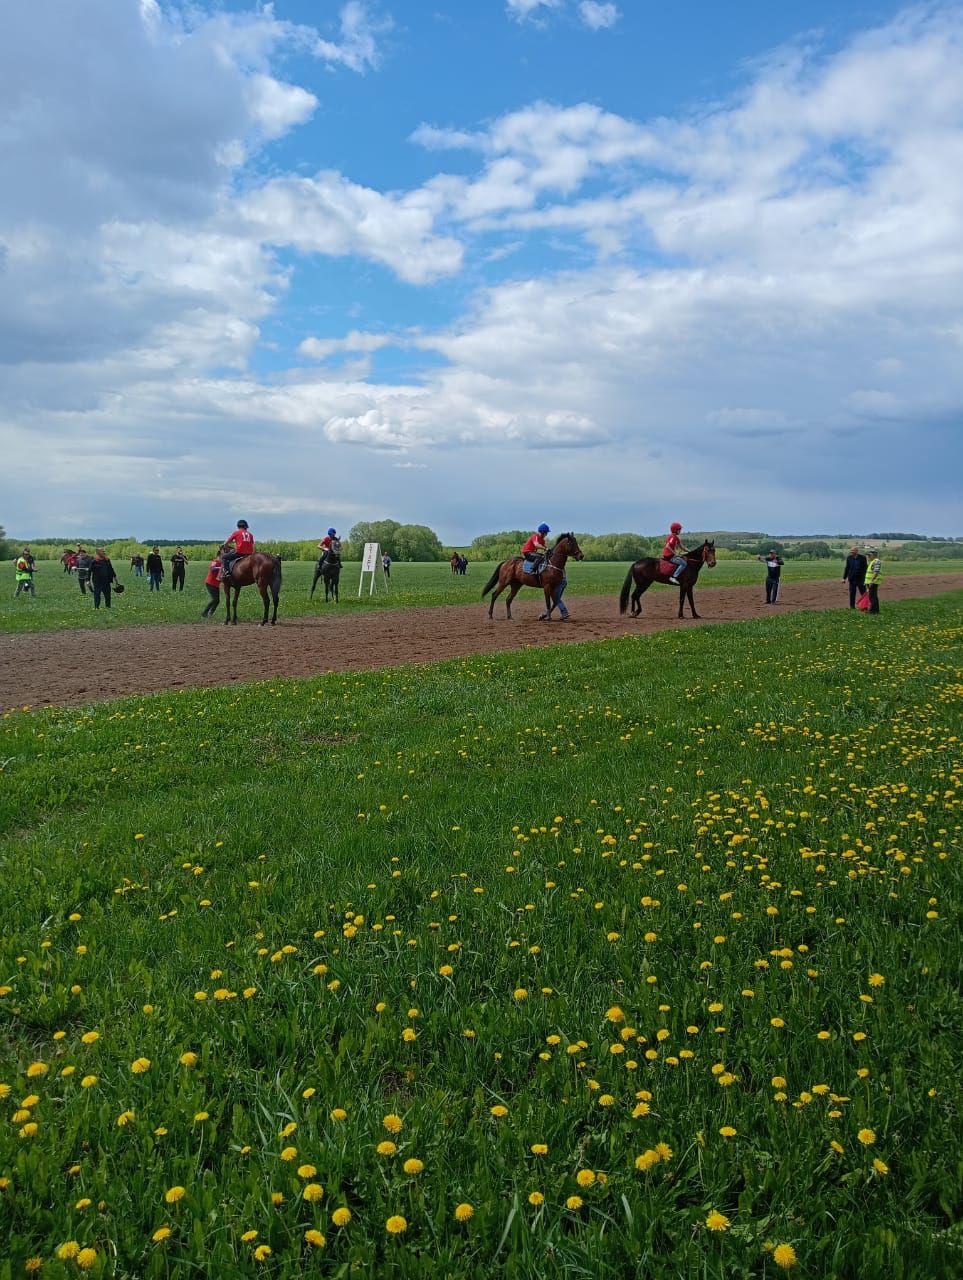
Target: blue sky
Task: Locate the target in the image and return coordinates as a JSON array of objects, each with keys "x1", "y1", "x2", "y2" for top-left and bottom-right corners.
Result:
[{"x1": 2, "y1": 0, "x2": 962, "y2": 540}]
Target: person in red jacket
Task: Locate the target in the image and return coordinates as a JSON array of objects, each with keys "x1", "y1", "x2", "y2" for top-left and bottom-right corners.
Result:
[
  {"x1": 662, "y1": 521, "x2": 689, "y2": 584},
  {"x1": 521, "y1": 523, "x2": 551, "y2": 574},
  {"x1": 221, "y1": 519, "x2": 254, "y2": 581},
  {"x1": 202, "y1": 555, "x2": 222, "y2": 617}
]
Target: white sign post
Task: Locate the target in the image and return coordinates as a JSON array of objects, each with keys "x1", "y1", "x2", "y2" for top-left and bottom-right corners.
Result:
[{"x1": 358, "y1": 542, "x2": 388, "y2": 596}]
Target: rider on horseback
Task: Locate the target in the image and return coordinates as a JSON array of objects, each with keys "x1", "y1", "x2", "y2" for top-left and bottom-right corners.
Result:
[
  {"x1": 221, "y1": 519, "x2": 255, "y2": 582},
  {"x1": 319, "y1": 528, "x2": 341, "y2": 556},
  {"x1": 662, "y1": 521, "x2": 689, "y2": 585},
  {"x1": 522, "y1": 524, "x2": 551, "y2": 576}
]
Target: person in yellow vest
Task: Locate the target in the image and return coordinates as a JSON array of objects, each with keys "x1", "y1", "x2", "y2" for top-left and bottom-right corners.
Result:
[
  {"x1": 865, "y1": 547, "x2": 881, "y2": 614},
  {"x1": 15, "y1": 551, "x2": 35, "y2": 597}
]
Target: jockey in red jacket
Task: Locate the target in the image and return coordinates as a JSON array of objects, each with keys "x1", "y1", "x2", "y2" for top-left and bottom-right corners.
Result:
[
  {"x1": 662, "y1": 522, "x2": 689, "y2": 584},
  {"x1": 519, "y1": 527, "x2": 548, "y2": 573},
  {"x1": 221, "y1": 520, "x2": 254, "y2": 580}
]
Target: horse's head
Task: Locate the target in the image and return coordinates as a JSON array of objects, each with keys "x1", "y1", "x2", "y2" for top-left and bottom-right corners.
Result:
[
  {"x1": 554, "y1": 532, "x2": 584, "y2": 561},
  {"x1": 702, "y1": 539, "x2": 717, "y2": 568}
]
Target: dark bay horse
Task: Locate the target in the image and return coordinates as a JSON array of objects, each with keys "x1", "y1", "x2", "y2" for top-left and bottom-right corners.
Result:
[
  {"x1": 450, "y1": 552, "x2": 461, "y2": 574},
  {"x1": 482, "y1": 533, "x2": 583, "y2": 621},
  {"x1": 619, "y1": 540, "x2": 716, "y2": 619},
  {"x1": 221, "y1": 551, "x2": 282, "y2": 625},
  {"x1": 310, "y1": 551, "x2": 342, "y2": 603}
]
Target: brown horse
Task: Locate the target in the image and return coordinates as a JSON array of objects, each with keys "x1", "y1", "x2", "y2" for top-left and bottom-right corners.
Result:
[
  {"x1": 481, "y1": 533, "x2": 583, "y2": 621},
  {"x1": 221, "y1": 551, "x2": 282, "y2": 625},
  {"x1": 450, "y1": 552, "x2": 462, "y2": 574},
  {"x1": 619, "y1": 540, "x2": 716, "y2": 619}
]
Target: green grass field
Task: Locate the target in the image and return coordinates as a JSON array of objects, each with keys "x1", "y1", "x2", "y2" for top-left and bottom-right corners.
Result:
[
  {"x1": 1, "y1": 558, "x2": 957, "y2": 635},
  {"x1": 1, "y1": 592, "x2": 961, "y2": 1277}
]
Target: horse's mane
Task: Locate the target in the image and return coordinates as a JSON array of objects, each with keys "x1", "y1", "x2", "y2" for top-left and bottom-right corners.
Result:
[{"x1": 552, "y1": 532, "x2": 575, "y2": 547}]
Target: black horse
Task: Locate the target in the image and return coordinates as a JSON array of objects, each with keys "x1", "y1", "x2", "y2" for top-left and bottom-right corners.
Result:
[
  {"x1": 311, "y1": 551, "x2": 342, "y2": 603},
  {"x1": 619, "y1": 540, "x2": 717, "y2": 619}
]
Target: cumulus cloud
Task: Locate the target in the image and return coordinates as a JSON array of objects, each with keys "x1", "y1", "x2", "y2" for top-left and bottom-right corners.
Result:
[
  {"x1": 3, "y1": 3, "x2": 963, "y2": 537},
  {"x1": 506, "y1": 0, "x2": 562, "y2": 20},
  {"x1": 578, "y1": 2, "x2": 620, "y2": 30}
]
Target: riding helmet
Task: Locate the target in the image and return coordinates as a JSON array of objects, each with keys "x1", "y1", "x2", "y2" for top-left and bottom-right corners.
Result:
[
  {"x1": 670, "y1": 521, "x2": 682, "y2": 531},
  {"x1": 537, "y1": 523, "x2": 550, "y2": 534},
  {"x1": 328, "y1": 528, "x2": 336, "y2": 536},
  {"x1": 237, "y1": 519, "x2": 249, "y2": 529}
]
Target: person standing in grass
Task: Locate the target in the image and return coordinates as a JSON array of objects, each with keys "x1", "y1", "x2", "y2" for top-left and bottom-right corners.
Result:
[
  {"x1": 146, "y1": 546, "x2": 164, "y2": 591},
  {"x1": 75, "y1": 546, "x2": 93, "y2": 595},
  {"x1": 866, "y1": 547, "x2": 882, "y2": 614},
  {"x1": 201, "y1": 555, "x2": 222, "y2": 618},
  {"x1": 14, "y1": 551, "x2": 35, "y2": 597},
  {"x1": 170, "y1": 546, "x2": 188, "y2": 592},
  {"x1": 130, "y1": 551, "x2": 145, "y2": 578},
  {"x1": 89, "y1": 548, "x2": 117, "y2": 610},
  {"x1": 61, "y1": 547, "x2": 74, "y2": 573},
  {"x1": 757, "y1": 549, "x2": 784, "y2": 604},
  {"x1": 382, "y1": 552, "x2": 392, "y2": 579},
  {"x1": 842, "y1": 545, "x2": 867, "y2": 608}
]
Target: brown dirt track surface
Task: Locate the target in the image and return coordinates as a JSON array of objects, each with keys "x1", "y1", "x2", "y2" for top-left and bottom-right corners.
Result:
[{"x1": 3, "y1": 572, "x2": 962, "y2": 713}]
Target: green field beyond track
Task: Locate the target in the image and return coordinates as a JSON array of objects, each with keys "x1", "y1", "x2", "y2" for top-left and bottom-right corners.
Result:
[
  {"x1": 0, "y1": 558, "x2": 955, "y2": 635},
  {"x1": 1, "y1": 595, "x2": 961, "y2": 1278}
]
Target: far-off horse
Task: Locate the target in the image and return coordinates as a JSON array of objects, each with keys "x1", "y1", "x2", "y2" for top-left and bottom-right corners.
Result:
[
  {"x1": 311, "y1": 551, "x2": 342, "y2": 603},
  {"x1": 619, "y1": 540, "x2": 716, "y2": 619},
  {"x1": 221, "y1": 551, "x2": 282, "y2": 625}
]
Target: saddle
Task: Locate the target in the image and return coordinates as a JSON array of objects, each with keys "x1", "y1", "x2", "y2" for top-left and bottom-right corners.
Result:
[{"x1": 523, "y1": 555, "x2": 545, "y2": 582}]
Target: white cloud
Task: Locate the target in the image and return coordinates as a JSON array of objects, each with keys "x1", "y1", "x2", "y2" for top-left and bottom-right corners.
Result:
[
  {"x1": 299, "y1": 331, "x2": 397, "y2": 360},
  {"x1": 506, "y1": 0, "x2": 562, "y2": 20},
  {"x1": 313, "y1": 1, "x2": 391, "y2": 73},
  {"x1": 578, "y1": 2, "x2": 619, "y2": 31}
]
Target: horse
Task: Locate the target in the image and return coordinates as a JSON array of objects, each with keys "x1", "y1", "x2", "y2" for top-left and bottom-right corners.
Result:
[
  {"x1": 310, "y1": 551, "x2": 342, "y2": 603},
  {"x1": 619, "y1": 540, "x2": 716, "y2": 619},
  {"x1": 481, "y1": 533, "x2": 583, "y2": 621},
  {"x1": 450, "y1": 552, "x2": 462, "y2": 574},
  {"x1": 220, "y1": 551, "x2": 282, "y2": 625}
]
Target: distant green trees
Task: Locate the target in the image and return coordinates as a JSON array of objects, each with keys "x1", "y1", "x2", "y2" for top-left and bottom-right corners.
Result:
[{"x1": 348, "y1": 520, "x2": 446, "y2": 561}]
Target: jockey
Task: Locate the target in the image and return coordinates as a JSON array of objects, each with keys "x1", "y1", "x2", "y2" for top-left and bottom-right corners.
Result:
[
  {"x1": 662, "y1": 521, "x2": 689, "y2": 584},
  {"x1": 221, "y1": 519, "x2": 255, "y2": 581},
  {"x1": 521, "y1": 523, "x2": 551, "y2": 573},
  {"x1": 318, "y1": 528, "x2": 341, "y2": 559}
]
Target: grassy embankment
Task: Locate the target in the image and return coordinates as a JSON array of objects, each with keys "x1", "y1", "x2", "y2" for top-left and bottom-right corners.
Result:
[
  {"x1": 0, "y1": 593, "x2": 961, "y2": 1277},
  {"x1": 1, "y1": 558, "x2": 959, "y2": 635}
]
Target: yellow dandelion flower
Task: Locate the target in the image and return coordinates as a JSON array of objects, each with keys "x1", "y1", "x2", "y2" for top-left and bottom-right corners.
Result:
[
  {"x1": 403, "y1": 1158, "x2": 424, "y2": 1175},
  {"x1": 773, "y1": 1243, "x2": 798, "y2": 1268},
  {"x1": 386, "y1": 1215, "x2": 407, "y2": 1235},
  {"x1": 302, "y1": 1183, "x2": 325, "y2": 1203},
  {"x1": 304, "y1": 1228, "x2": 326, "y2": 1247},
  {"x1": 165, "y1": 1186, "x2": 186, "y2": 1204},
  {"x1": 331, "y1": 1207, "x2": 352, "y2": 1227},
  {"x1": 152, "y1": 1226, "x2": 172, "y2": 1242},
  {"x1": 383, "y1": 1113, "x2": 403, "y2": 1133},
  {"x1": 454, "y1": 1202, "x2": 474, "y2": 1222},
  {"x1": 857, "y1": 1128, "x2": 876, "y2": 1146},
  {"x1": 705, "y1": 1210, "x2": 730, "y2": 1232}
]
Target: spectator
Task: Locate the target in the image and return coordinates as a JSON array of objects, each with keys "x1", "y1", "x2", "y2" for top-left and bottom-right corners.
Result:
[
  {"x1": 201, "y1": 555, "x2": 222, "y2": 617},
  {"x1": 89, "y1": 548, "x2": 117, "y2": 610},
  {"x1": 61, "y1": 547, "x2": 74, "y2": 573},
  {"x1": 756, "y1": 550, "x2": 784, "y2": 604},
  {"x1": 170, "y1": 546, "x2": 188, "y2": 592},
  {"x1": 842, "y1": 546, "x2": 868, "y2": 609},
  {"x1": 382, "y1": 553, "x2": 392, "y2": 579},
  {"x1": 146, "y1": 546, "x2": 164, "y2": 592},
  {"x1": 866, "y1": 547, "x2": 882, "y2": 614},
  {"x1": 15, "y1": 550, "x2": 35, "y2": 597},
  {"x1": 22, "y1": 546, "x2": 36, "y2": 571},
  {"x1": 75, "y1": 546, "x2": 94, "y2": 595},
  {"x1": 130, "y1": 552, "x2": 145, "y2": 578}
]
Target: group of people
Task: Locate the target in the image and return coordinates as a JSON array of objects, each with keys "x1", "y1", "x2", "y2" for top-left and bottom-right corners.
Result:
[{"x1": 50, "y1": 546, "x2": 122, "y2": 607}]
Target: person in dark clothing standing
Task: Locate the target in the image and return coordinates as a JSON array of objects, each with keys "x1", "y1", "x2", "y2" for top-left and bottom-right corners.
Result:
[
  {"x1": 89, "y1": 548, "x2": 117, "y2": 610},
  {"x1": 757, "y1": 550, "x2": 784, "y2": 603},
  {"x1": 841, "y1": 546, "x2": 868, "y2": 608},
  {"x1": 146, "y1": 547, "x2": 164, "y2": 592},
  {"x1": 130, "y1": 552, "x2": 145, "y2": 578},
  {"x1": 170, "y1": 547, "x2": 188, "y2": 591},
  {"x1": 75, "y1": 547, "x2": 94, "y2": 594}
]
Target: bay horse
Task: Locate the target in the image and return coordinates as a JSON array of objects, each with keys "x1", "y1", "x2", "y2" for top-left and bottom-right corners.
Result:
[
  {"x1": 450, "y1": 552, "x2": 462, "y2": 574},
  {"x1": 310, "y1": 551, "x2": 342, "y2": 603},
  {"x1": 481, "y1": 533, "x2": 583, "y2": 621},
  {"x1": 221, "y1": 551, "x2": 282, "y2": 625},
  {"x1": 619, "y1": 540, "x2": 716, "y2": 619}
]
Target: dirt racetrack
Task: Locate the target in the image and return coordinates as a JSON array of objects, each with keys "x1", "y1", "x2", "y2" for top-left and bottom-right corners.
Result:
[{"x1": 2, "y1": 572, "x2": 962, "y2": 712}]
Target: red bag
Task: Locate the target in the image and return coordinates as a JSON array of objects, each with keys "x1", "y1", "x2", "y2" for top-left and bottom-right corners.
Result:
[{"x1": 857, "y1": 592, "x2": 870, "y2": 611}]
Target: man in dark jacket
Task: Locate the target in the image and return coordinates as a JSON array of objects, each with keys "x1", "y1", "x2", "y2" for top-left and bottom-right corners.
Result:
[
  {"x1": 75, "y1": 547, "x2": 94, "y2": 594},
  {"x1": 89, "y1": 548, "x2": 117, "y2": 610},
  {"x1": 842, "y1": 546, "x2": 868, "y2": 608},
  {"x1": 146, "y1": 547, "x2": 164, "y2": 592},
  {"x1": 170, "y1": 547, "x2": 188, "y2": 591},
  {"x1": 757, "y1": 550, "x2": 784, "y2": 604}
]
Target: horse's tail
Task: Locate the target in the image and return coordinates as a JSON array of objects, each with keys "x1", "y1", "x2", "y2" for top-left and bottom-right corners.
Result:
[
  {"x1": 272, "y1": 555, "x2": 282, "y2": 601},
  {"x1": 619, "y1": 565, "x2": 635, "y2": 615},
  {"x1": 481, "y1": 563, "x2": 503, "y2": 598}
]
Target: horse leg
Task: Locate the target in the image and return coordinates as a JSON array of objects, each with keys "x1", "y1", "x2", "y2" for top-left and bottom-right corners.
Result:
[
  {"x1": 231, "y1": 586, "x2": 239, "y2": 625},
  {"x1": 260, "y1": 582, "x2": 269, "y2": 626},
  {"x1": 223, "y1": 584, "x2": 232, "y2": 625},
  {"x1": 505, "y1": 584, "x2": 522, "y2": 620},
  {"x1": 688, "y1": 585, "x2": 699, "y2": 619},
  {"x1": 632, "y1": 579, "x2": 650, "y2": 617},
  {"x1": 487, "y1": 582, "x2": 504, "y2": 620}
]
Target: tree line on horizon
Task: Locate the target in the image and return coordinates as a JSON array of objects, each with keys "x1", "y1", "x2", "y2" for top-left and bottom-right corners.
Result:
[{"x1": 4, "y1": 521, "x2": 962, "y2": 564}]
